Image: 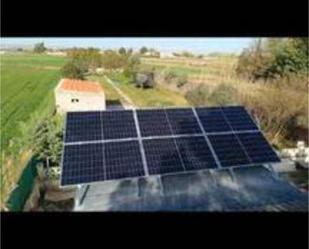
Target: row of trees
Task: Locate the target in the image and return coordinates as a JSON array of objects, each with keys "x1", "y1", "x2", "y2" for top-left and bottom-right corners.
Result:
[
  {"x1": 61, "y1": 47, "x2": 142, "y2": 79},
  {"x1": 236, "y1": 38, "x2": 308, "y2": 81}
]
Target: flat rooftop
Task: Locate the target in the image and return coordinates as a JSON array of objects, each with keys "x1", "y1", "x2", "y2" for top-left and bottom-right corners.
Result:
[{"x1": 75, "y1": 166, "x2": 308, "y2": 211}]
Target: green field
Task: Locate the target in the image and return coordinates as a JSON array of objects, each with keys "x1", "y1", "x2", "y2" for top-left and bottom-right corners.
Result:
[
  {"x1": 90, "y1": 73, "x2": 189, "y2": 107},
  {"x1": 1, "y1": 53, "x2": 67, "y2": 153}
]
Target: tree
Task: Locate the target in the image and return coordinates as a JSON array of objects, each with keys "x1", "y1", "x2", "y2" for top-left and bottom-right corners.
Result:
[
  {"x1": 101, "y1": 50, "x2": 128, "y2": 69},
  {"x1": 33, "y1": 42, "x2": 46, "y2": 53},
  {"x1": 236, "y1": 38, "x2": 309, "y2": 81},
  {"x1": 61, "y1": 61, "x2": 85, "y2": 80},
  {"x1": 32, "y1": 115, "x2": 63, "y2": 167},
  {"x1": 123, "y1": 54, "x2": 141, "y2": 77},
  {"x1": 119, "y1": 47, "x2": 126, "y2": 55},
  {"x1": 140, "y1": 46, "x2": 148, "y2": 54},
  {"x1": 67, "y1": 47, "x2": 102, "y2": 71}
]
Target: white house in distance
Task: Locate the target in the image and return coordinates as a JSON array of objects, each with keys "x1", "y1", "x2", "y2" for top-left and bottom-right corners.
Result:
[{"x1": 54, "y1": 78, "x2": 106, "y2": 113}]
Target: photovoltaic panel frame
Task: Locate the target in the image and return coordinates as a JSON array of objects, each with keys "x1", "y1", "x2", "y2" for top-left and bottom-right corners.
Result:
[{"x1": 61, "y1": 106, "x2": 281, "y2": 186}]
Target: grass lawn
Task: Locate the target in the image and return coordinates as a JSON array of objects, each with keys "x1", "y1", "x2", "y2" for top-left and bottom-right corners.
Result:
[
  {"x1": 90, "y1": 74, "x2": 189, "y2": 108},
  {"x1": 1, "y1": 53, "x2": 67, "y2": 152}
]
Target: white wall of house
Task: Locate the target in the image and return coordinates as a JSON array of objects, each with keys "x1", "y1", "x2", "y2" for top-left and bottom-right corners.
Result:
[{"x1": 55, "y1": 87, "x2": 106, "y2": 113}]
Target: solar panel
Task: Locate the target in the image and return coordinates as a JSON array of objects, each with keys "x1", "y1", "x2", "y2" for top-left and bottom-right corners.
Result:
[
  {"x1": 175, "y1": 136, "x2": 218, "y2": 170},
  {"x1": 61, "y1": 106, "x2": 281, "y2": 186},
  {"x1": 208, "y1": 134, "x2": 251, "y2": 167},
  {"x1": 61, "y1": 143, "x2": 105, "y2": 185},
  {"x1": 143, "y1": 138, "x2": 184, "y2": 175},
  {"x1": 65, "y1": 111, "x2": 102, "y2": 143},
  {"x1": 137, "y1": 109, "x2": 172, "y2": 137},
  {"x1": 104, "y1": 141, "x2": 145, "y2": 180},
  {"x1": 165, "y1": 108, "x2": 202, "y2": 135},
  {"x1": 236, "y1": 132, "x2": 280, "y2": 163},
  {"x1": 101, "y1": 110, "x2": 137, "y2": 139},
  {"x1": 221, "y1": 106, "x2": 258, "y2": 131},
  {"x1": 196, "y1": 107, "x2": 231, "y2": 133}
]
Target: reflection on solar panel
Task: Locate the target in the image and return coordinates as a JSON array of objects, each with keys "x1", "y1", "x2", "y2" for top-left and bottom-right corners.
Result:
[
  {"x1": 237, "y1": 132, "x2": 280, "y2": 163},
  {"x1": 143, "y1": 138, "x2": 184, "y2": 175},
  {"x1": 165, "y1": 108, "x2": 202, "y2": 135},
  {"x1": 137, "y1": 109, "x2": 172, "y2": 137},
  {"x1": 208, "y1": 134, "x2": 251, "y2": 167},
  {"x1": 196, "y1": 107, "x2": 231, "y2": 133},
  {"x1": 221, "y1": 106, "x2": 258, "y2": 131},
  {"x1": 176, "y1": 136, "x2": 217, "y2": 170},
  {"x1": 61, "y1": 106, "x2": 281, "y2": 186}
]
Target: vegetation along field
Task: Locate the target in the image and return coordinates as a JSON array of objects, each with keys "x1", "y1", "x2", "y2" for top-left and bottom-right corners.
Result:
[{"x1": 1, "y1": 53, "x2": 67, "y2": 208}]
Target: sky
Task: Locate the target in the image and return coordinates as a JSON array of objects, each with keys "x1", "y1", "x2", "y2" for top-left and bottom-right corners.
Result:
[{"x1": 0, "y1": 38, "x2": 254, "y2": 54}]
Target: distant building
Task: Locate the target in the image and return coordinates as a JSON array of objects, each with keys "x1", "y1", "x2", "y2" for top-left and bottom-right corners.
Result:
[
  {"x1": 54, "y1": 78, "x2": 106, "y2": 113},
  {"x1": 46, "y1": 51, "x2": 67, "y2": 56},
  {"x1": 159, "y1": 52, "x2": 176, "y2": 58}
]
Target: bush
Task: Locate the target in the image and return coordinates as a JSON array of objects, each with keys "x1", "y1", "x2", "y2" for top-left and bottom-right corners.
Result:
[
  {"x1": 61, "y1": 61, "x2": 85, "y2": 80},
  {"x1": 185, "y1": 83, "x2": 237, "y2": 106},
  {"x1": 185, "y1": 84, "x2": 210, "y2": 106},
  {"x1": 164, "y1": 71, "x2": 178, "y2": 81},
  {"x1": 239, "y1": 80, "x2": 308, "y2": 147},
  {"x1": 31, "y1": 115, "x2": 63, "y2": 167},
  {"x1": 67, "y1": 47, "x2": 102, "y2": 71},
  {"x1": 208, "y1": 84, "x2": 237, "y2": 106},
  {"x1": 33, "y1": 42, "x2": 46, "y2": 53},
  {"x1": 123, "y1": 55, "x2": 141, "y2": 78},
  {"x1": 236, "y1": 38, "x2": 309, "y2": 81},
  {"x1": 176, "y1": 75, "x2": 187, "y2": 88}
]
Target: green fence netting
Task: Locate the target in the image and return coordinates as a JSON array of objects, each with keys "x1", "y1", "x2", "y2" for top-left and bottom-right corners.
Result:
[{"x1": 6, "y1": 156, "x2": 39, "y2": 211}]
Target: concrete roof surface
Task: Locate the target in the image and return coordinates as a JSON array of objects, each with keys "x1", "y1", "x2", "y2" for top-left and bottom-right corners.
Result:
[{"x1": 76, "y1": 166, "x2": 308, "y2": 212}]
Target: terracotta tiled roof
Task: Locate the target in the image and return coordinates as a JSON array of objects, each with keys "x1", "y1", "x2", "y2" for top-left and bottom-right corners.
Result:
[{"x1": 60, "y1": 78, "x2": 103, "y2": 93}]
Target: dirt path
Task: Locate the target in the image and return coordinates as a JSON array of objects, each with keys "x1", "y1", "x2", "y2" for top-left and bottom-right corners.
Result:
[{"x1": 103, "y1": 76, "x2": 135, "y2": 109}]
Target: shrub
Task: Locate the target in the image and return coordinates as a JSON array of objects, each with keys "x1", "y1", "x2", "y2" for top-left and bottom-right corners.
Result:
[
  {"x1": 33, "y1": 42, "x2": 46, "y2": 53},
  {"x1": 176, "y1": 75, "x2": 187, "y2": 88},
  {"x1": 185, "y1": 84, "x2": 210, "y2": 106},
  {"x1": 164, "y1": 71, "x2": 178, "y2": 81},
  {"x1": 67, "y1": 47, "x2": 102, "y2": 70},
  {"x1": 31, "y1": 115, "x2": 63, "y2": 167},
  {"x1": 61, "y1": 61, "x2": 85, "y2": 80},
  {"x1": 123, "y1": 55, "x2": 141, "y2": 78},
  {"x1": 236, "y1": 38, "x2": 309, "y2": 81},
  {"x1": 208, "y1": 83, "x2": 237, "y2": 106},
  {"x1": 239, "y1": 81, "x2": 308, "y2": 147}
]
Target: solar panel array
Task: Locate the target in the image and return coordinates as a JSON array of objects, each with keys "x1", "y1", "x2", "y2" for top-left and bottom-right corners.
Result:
[{"x1": 61, "y1": 106, "x2": 280, "y2": 186}]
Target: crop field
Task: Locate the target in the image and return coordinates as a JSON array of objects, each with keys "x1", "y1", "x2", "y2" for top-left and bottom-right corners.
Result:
[{"x1": 1, "y1": 53, "x2": 67, "y2": 152}]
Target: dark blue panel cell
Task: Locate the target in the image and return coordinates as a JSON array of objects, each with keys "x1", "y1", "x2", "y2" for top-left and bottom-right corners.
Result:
[
  {"x1": 65, "y1": 111, "x2": 103, "y2": 143},
  {"x1": 137, "y1": 109, "x2": 172, "y2": 137},
  {"x1": 175, "y1": 136, "x2": 218, "y2": 170},
  {"x1": 61, "y1": 143, "x2": 105, "y2": 185},
  {"x1": 104, "y1": 141, "x2": 145, "y2": 180},
  {"x1": 102, "y1": 110, "x2": 137, "y2": 139},
  {"x1": 195, "y1": 107, "x2": 231, "y2": 133},
  {"x1": 165, "y1": 108, "x2": 202, "y2": 135},
  {"x1": 237, "y1": 132, "x2": 280, "y2": 164},
  {"x1": 221, "y1": 106, "x2": 258, "y2": 131},
  {"x1": 143, "y1": 138, "x2": 184, "y2": 175},
  {"x1": 208, "y1": 134, "x2": 251, "y2": 167}
]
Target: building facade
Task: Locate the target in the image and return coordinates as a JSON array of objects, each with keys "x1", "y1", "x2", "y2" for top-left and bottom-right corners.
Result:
[{"x1": 54, "y1": 78, "x2": 106, "y2": 113}]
